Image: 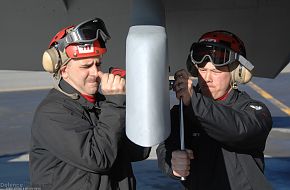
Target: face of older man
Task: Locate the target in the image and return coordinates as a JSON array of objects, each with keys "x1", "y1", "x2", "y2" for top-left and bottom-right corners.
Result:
[
  {"x1": 60, "y1": 57, "x2": 103, "y2": 96},
  {"x1": 197, "y1": 61, "x2": 232, "y2": 100}
]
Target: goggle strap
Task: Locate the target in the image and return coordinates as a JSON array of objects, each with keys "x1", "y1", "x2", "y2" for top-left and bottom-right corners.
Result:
[
  {"x1": 238, "y1": 55, "x2": 254, "y2": 71},
  {"x1": 55, "y1": 38, "x2": 66, "y2": 52}
]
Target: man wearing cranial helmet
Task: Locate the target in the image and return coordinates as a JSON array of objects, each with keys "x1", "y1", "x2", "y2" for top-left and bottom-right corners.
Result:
[
  {"x1": 30, "y1": 18, "x2": 150, "y2": 190},
  {"x1": 157, "y1": 30, "x2": 273, "y2": 190}
]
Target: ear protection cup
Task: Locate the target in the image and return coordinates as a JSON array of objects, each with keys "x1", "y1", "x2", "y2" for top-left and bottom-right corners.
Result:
[
  {"x1": 186, "y1": 55, "x2": 198, "y2": 77},
  {"x1": 42, "y1": 47, "x2": 61, "y2": 73},
  {"x1": 42, "y1": 47, "x2": 71, "y2": 73},
  {"x1": 230, "y1": 63, "x2": 253, "y2": 84}
]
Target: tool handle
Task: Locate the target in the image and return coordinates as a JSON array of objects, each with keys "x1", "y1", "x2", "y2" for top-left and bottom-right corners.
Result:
[{"x1": 180, "y1": 99, "x2": 186, "y2": 181}]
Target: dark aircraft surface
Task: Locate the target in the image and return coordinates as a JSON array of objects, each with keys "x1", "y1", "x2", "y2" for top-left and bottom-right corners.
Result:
[{"x1": 0, "y1": 0, "x2": 289, "y2": 78}]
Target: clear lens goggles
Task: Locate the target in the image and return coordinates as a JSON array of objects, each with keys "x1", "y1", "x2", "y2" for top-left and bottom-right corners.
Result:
[
  {"x1": 65, "y1": 17, "x2": 111, "y2": 44},
  {"x1": 190, "y1": 42, "x2": 254, "y2": 70}
]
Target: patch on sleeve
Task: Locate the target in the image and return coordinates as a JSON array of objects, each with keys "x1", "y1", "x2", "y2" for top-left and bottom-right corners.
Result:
[{"x1": 249, "y1": 105, "x2": 263, "y2": 110}]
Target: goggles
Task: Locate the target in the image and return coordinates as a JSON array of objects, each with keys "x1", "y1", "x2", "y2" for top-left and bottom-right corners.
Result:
[
  {"x1": 190, "y1": 42, "x2": 254, "y2": 70},
  {"x1": 65, "y1": 17, "x2": 110, "y2": 44},
  {"x1": 52, "y1": 18, "x2": 111, "y2": 52}
]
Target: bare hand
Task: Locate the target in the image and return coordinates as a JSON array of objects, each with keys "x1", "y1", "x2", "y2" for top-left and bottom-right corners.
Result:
[
  {"x1": 99, "y1": 72, "x2": 126, "y2": 95},
  {"x1": 171, "y1": 149, "x2": 194, "y2": 178},
  {"x1": 173, "y1": 69, "x2": 193, "y2": 106}
]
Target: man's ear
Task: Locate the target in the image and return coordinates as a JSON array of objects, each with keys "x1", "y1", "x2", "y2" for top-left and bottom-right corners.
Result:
[{"x1": 60, "y1": 64, "x2": 68, "y2": 79}]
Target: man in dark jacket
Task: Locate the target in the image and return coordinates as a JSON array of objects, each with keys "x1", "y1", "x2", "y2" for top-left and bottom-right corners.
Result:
[
  {"x1": 30, "y1": 18, "x2": 150, "y2": 190},
  {"x1": 156, "y1": 30, "x2": 273, "y2": 190}
]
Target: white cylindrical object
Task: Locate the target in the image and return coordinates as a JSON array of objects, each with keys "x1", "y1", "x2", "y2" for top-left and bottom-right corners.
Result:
[{"x1": 126, "y1": 25, "x2": 171, "y2": 147}]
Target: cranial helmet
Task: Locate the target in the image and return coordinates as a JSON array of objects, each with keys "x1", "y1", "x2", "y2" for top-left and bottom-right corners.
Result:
[
  {"x1": 42, "y1": 18, "x2": 111, "y2": 99},
  {"x1": 187, "y1": 30, "x2": 254, "y2": 86},
  {"x1": 198, "y1": 30, "x2": 247, "y2": 57},
  {"x1": 42, "y1": 18, "x2": 111, "y2": 74}
]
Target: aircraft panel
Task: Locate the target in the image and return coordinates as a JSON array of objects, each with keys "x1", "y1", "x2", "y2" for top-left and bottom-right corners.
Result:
[{"x1": 0, "y1": 0, "x2": 289, "y2": 78}]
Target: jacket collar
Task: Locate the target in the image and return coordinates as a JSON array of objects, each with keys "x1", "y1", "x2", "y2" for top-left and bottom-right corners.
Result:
[
  {"x1": 216, "y1": 89, "x2": 239, "y2": 106},
  {"x1": 59, "y1": 79, "x2": 105, "y2": 110},
  {"x1": 196, "y1": 84, "x2": 239, "y2": 106}
]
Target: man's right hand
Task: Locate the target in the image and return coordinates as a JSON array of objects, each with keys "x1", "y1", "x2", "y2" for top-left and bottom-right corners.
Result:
[
  {"x1": 171, "y1": 149, "x2": 194, "y2": 178},
  {"x1": 173, "y1": 69, "x2": 194, "y2": 106},
  {"x1": 99, "y1": 72, "x2": 126, "y2": 95}
]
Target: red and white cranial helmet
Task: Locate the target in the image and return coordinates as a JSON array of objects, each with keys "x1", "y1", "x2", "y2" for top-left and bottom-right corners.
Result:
[
  {"x1": 49, "y1": 17, "x2": 110, "y2": 60},
  {"x1": 42, "y1": 18, "x2": 111, "y2": 74}
]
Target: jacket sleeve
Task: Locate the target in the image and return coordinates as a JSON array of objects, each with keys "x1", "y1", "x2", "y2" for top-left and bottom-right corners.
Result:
[
  {"x1": 32, "y1": 94, "x2": 126, "y2": 173},
  {"x1": 124, "y1": 136, "x2": 151, "y2": 162},
  {"x1": 190, "y1": 91, "x2": 272, "y2": 151}
]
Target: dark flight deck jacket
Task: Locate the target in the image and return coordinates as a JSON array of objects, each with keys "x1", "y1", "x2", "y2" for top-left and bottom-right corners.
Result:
[
  {"x1": 157, "y1": 89, "x2": 273, "y2": 190},
  {"x1": 30, "y1": 80, "x2": 150, "y2": 190}
]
